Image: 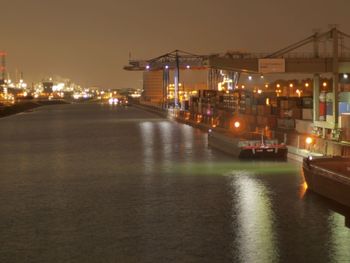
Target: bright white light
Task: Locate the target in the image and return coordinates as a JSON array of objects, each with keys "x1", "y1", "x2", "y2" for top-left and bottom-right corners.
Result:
[
  {"x1": 165, "y1": 65, "x2": 169, "y2": 69},
  {"x1": 234, "y1": 121, "x2": 240, "y2": 128},
  {"x1": 186, "y1": 65, "x2": 190, "y2": 69},
  {"x1": 248, "y1": 76, "x2": 252, "y2": 80},
  {"x1": 344, "y1": 74, "x2": 349, "y2": 79},
  {"x1": 130, "y1": 93, "x2": 141, "y2": 98},
  {"x1": 306, "y1": 137, "x2": 313, "y2": 145},
  {"x1": 146, "y1": 65, "x2": 150, "y2": 70}
]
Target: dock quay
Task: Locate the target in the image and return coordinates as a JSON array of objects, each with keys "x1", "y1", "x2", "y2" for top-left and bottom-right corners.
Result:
[{"x1": 125, "y1": 28, "x2": 350, "y2": 159}]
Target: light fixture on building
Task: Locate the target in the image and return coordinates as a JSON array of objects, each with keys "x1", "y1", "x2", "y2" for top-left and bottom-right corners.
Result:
[{"x1": 306, "y1": 137, "x2": 313, "y2": 145}]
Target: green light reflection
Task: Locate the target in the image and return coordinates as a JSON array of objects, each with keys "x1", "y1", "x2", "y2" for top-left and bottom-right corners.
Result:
[{"x1": 166, "y1": 161, "x2": 298, "y2": 176}]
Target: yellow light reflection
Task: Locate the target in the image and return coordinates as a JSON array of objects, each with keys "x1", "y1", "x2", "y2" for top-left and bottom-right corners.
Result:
[{"x1": 299, "y1": 181, "x2": 308, "y2": 199}]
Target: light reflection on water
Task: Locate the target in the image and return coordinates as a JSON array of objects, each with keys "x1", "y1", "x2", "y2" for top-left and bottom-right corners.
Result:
[
  {"x1": 232, "y1": 172, "x2": 278, "y2": 263},
  {"x1": 0, "y1": 104, "x2": 349, "y2": 262},
  {"x1": 140, "y1": 121, "x2": 155, "y2": 174}
]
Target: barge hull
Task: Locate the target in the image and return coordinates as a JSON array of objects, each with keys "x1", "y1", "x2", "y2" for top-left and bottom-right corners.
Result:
[
  {"x1": 303, "y1": 158, "x2": 350, "y2": 207},
  {"x1": 239, "y1": 148, "x2": 288, "y2": 159}
]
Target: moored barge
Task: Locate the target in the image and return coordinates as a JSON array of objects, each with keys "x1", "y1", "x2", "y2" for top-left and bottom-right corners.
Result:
[
  {"x1": 303, "y1": 156, "x2": 350, "y2": 207},
  {"x1": 208, "y1": 130, "x2": 288, "y2": 160}
]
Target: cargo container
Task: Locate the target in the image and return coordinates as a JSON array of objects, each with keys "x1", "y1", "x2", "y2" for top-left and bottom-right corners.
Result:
[
  {"x1": 326, "y1": 92, "x2": 333, "y2": 116},
  {"x1": 295, "y1": 119, "x2": 313, "y2": 134},
  {"x1": 302, "y1": 108, "x2": 313, "y2": 120},
  {"x1": 319, "y1": 92, "x2": 326, "y2": 121},
  {"x1": 302, "y1": 97, "x2": 313, "y2": 108},
  {"x1": 280, "y1": 108, "x2": 302, "y2": 119},
  {"x1": 339, "y1": 102, "x2": 350, "y2": 114},
  {"x1": 277, "y1": 118, "x2": 295, "y2": 129},
  {"x1": 341, "y1": 114, "x2": 350, "y2": 141}
]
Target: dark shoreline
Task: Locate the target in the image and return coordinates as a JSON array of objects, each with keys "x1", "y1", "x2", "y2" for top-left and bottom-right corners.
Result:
[{"x1": 0, "y1": 100, "x2": 69, "y2": 118}]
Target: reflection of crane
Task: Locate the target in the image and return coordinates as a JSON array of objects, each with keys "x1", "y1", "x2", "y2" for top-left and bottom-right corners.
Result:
[{"x1": 0, "y1": 51, "x2": 6, "y2": 83}]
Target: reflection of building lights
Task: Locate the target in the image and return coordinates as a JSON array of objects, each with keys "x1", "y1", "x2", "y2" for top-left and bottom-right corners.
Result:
[
  {"x1": 299, "y1": 181, "x2": 308, "y2": 199},
  {"x1": 266, "y1": 98, "x2": 270, "y2": 105}
]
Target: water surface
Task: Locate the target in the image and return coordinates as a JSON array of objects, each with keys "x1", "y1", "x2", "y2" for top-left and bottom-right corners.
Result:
[{"x1": 0, "y1": 104, "x2": 349, "y2": 262}]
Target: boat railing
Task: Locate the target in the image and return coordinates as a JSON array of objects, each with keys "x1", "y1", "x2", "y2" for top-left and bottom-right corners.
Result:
[{"x1": 238, "y1": 139, "x2": 279, "y2": 147}]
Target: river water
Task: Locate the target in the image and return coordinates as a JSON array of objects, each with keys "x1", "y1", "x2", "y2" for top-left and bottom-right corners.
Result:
[{"x1": 0, "y1": 103, "x2": 349, "y2": 263}]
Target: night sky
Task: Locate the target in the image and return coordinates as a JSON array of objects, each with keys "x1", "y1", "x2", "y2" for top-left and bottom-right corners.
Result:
[{"x1": 1, "y1": 0, "x2": 349, "y2": 89}]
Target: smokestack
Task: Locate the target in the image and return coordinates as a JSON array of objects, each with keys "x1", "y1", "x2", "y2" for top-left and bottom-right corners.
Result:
[{"x1": 0, "y1": 51, "x2": 6, "y2": 81}]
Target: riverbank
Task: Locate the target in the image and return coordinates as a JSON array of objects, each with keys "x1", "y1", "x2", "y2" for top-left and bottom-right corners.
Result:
[{"x1": 0, "y1": 100, "x2": 69, "y2": 118}]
